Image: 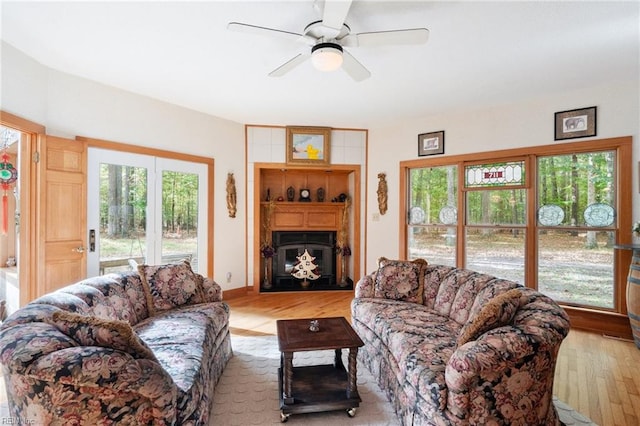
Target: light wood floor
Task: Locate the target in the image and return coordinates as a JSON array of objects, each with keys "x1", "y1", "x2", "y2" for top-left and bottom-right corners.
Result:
[{"x1": 225, "y1": 291, "x2": 640, "y2": 426}]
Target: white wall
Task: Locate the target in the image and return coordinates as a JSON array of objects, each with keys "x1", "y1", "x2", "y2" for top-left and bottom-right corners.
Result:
[
  {"x1": 365, "y1": 80, "x2": 640, "y2": 271},
  {"x1": 1, "y1": 43, "x2": 247, "y2": 291},
  {"x1": 1, "y1": 42, "x2": 48, "y2": 122},
  {"x1": 4, "y1": 41, "x2": 638, "y2": 284}
]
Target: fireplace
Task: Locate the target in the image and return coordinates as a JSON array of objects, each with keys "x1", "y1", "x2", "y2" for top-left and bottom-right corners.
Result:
[{"x1": 268, "y1": 231, "x2": 347, "y2": 291}]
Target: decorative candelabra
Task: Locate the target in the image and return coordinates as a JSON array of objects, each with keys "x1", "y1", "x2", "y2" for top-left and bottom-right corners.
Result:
[
  {"x1": 261, "y1": 201, "x2": 276, "y2": 289},
  {"x1": 336, "y1": 197, "x2": 351, "y2": 287}
]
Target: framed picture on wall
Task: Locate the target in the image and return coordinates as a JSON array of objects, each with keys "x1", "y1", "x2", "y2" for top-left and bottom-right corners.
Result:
[
  {"x1": 418, "y1": 131, "x2": 445, "y2": 156},
  {"x1": 286, "y1": 126, "x2": 331, "y2": 166},
  {"x1": 554, "y1": 106, "x2": 597, "y2": 140}
]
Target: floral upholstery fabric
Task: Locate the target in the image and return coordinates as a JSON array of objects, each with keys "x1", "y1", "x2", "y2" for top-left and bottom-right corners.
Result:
[
  {"x1": 72, "y1": 271, "x2": 150, "y2": 324},
  {"x1": 200, "y1": 275, "x2": 224, "y2": 303},
  {"x1": 138, "y1": 260, "x2": 206, "y2": 315},
  {"x1": 46, "y1": 310, "x2": 158, "y2": 361},
  {"x1": 374, "y1": 257, "x2": 428, "y2": 304},
  {"x1": 0, "y1": 268, "x2": 232, "y2": 425},
  {"x1": 351, "y1": 264, "x2": 570, "y2": 425},
  {"x1": 135, "y1": 303, "x2": 231, "y2": 424}
]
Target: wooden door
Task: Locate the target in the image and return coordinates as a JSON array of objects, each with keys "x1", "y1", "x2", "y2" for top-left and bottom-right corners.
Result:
[{"x1": 36, "y1": 136, "x2": 87, "y2": 296}]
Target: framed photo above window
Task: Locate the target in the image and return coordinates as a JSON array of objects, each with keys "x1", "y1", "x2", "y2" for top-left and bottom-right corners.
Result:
[
  {"x1": 418, "y1": 131, "x2": 445, "y2": 156},
  {"x1": 554, "y1": 106, "x2": 597, "y2": 140},
  {"x1": 286, "y1": 126, "x2": 331, "y2": 166}
]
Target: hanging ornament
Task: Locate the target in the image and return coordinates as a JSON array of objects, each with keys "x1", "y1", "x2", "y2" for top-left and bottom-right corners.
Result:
[{"x1": 0, "y1": 151, "x2": 18, "y2": 235}]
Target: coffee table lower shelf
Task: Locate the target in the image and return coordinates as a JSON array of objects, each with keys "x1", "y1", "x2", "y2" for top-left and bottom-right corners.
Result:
[{"x1": 278, "y1": 364, "x2": 361, "y2": 422}]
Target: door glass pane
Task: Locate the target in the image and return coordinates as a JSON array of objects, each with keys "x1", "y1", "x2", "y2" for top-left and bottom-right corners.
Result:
[
  {"x1": 407, "y1": 165, "x2": 457, "y2": 265},
  {"x1": 161, "y1": 170, "x2": 199, "y2": 270},
  {"x1": 99, "y1": 164, "x2": 147, "y2": 274},
  {"x1": 0, "y1": 126, "x2": 21, "y2": 314}
]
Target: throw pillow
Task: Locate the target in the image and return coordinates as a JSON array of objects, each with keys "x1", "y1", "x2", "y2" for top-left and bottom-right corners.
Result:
[
  {"x1": 47, "y1": 310, "x2": 157, "y2": 361},
  {"x1": 138, "y1": 260, "x2": 205, "y2": 315},
  {"x1": 374, "y1": 257, "x2": 428, "y2": 304},
  {"x1": 456, "y1": 288, "x2": 523, "y2": 348}
]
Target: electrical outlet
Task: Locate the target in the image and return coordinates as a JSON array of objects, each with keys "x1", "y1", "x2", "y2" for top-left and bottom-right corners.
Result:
[
  {"x1": 372, "y1": 213, "x2": 380, "y2": 222},
  {"x1": 226, "y1": 272, "x2": 232, "y2": 283}
]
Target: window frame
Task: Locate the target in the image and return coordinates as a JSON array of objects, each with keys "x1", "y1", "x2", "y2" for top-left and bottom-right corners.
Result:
[{"x1": 399, "y1": 136, "x2": 634, "y2": 337}]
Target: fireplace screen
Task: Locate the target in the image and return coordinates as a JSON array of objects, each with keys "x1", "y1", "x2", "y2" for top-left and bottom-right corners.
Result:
[{"x1": 272, "y1": 231, "x2": 337, "y2": 289}]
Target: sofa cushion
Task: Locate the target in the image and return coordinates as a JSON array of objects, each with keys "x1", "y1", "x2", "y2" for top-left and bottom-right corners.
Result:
[
  {"x1": 374, "y1": 257, "x2": 428, "y2": 304},
  {"x1": 456, "y1": 288, "x2": 523, "y2": 347},
  {"x1": 351, "y1": 297, "x2": 458, "y2": 411},
  {"x1": 80, "y1": 271, "x2": 150, "y2": 325},
  {"x1": 138, "y1": 260, "x2": 205, "y2": 315},
  {"x1": 46, "y1": 310, "x2": 158, "y2": 361},
  {"x1": 135, "y1": 303, "x2": 231, "y2": 422}
]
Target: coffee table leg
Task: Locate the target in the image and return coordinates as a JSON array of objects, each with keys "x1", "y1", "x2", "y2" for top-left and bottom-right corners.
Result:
[
  {"x1": 334, "y1": 348, "x2": 344, "y2": 369},
  {"x1": 346, "y1": 347, "x2": 360, "y2": 399},
  {"x1": 282, "y1": 351, "x2": 294, "y2": 405}
]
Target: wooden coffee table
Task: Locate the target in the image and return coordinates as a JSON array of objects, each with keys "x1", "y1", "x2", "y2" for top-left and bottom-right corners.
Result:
[{"x1": 276, "y1": 316, "x2": 364, "y2": 422}]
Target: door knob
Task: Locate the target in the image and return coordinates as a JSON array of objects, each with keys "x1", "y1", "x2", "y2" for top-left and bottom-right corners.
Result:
[{"x1": 73, "y1": 246, "x2": 87, "y2": 253}]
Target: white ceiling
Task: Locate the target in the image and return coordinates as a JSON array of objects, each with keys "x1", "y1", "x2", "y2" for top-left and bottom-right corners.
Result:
[{"x1": 1, "y1": 1, "x2": 638, "y2": 129}]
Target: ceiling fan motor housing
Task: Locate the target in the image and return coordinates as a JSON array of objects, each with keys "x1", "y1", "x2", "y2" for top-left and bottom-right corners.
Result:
[{"x1": 311, "y1": 42, "x2": 343, "y2": 54}]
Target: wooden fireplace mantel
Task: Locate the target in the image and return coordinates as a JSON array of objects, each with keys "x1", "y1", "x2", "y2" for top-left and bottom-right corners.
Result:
[
  {"x1": 253, "y1": 163, "x2": 361, "y2": 292},
  {"x1": 264, "y1": 202, "x2": 344, "y2": 231}
]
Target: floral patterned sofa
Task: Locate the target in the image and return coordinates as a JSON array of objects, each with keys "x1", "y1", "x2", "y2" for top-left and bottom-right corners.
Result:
[
  {"x1": 0, "y1": 260, "x2": 232, "y2": 425},
  {"x1": 351, "y1": 258, "x2": 570, "y2": 426}
]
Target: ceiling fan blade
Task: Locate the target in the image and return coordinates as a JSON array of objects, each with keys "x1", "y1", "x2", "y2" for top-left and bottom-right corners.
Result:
[
  {"x1": 341, "y1": 28, "x2": 429, "y2": 47},
  {"x1": 322, "y1": 0, "x2": 353, "y2": 32},
  {"x1": 268, "y1": 53, "x2": 310, "y2": 77},
  {"x1": 341, "y1": 50, "x2": 370, "y2": 82},
  {"x1": 228, "y1": 22, "x2": 311, "y2": 44}
]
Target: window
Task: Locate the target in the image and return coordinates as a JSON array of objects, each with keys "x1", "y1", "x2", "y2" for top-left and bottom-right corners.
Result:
[
  {"x1": 408, "y1": 165, "x2": 458, "y2": 266},
  {"x1": 403, "y1": 137, "x2": 632, "y2": 319},
  {"x1": 536, "y1": 151, "x2": 616, "y2": 308}
]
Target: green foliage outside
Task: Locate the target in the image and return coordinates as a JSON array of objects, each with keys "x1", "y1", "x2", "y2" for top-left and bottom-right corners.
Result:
[
  {"x1": 99, "y1": 165, "x2": 199, "y2": 239},
  {"x1": 99, "y1": 165, "x2": 199, "y2": 265}
]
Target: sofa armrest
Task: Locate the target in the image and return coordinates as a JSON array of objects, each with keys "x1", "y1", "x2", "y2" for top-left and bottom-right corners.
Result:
[
  {"x1": 201, "y1": 276, "x2": 223, "y2": 302},
  {"x1": 354, "y1": 272, "x2": 376, "y2": 298},
  {"x1": 444, "y1": 323, "x2": 566, "y2": 424},
  {"x1": 0, "y1": 322, "x2": 76, "y2": 374},
  {"x1": 15, "y1": 346, "x2": 177, "y2": 424}
]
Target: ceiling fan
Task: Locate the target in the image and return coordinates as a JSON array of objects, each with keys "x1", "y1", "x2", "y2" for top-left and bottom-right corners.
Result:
[{"x1": 227, "y1": 0, "x2": 429, "y2": 82}]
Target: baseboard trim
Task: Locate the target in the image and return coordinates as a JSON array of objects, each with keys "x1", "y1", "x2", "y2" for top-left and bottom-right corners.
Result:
[{"x1": 223, "y1": 286, "x2": 252, "y2": 299}]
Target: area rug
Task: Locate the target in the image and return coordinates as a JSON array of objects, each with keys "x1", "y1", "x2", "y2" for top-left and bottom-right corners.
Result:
[{"x1": 212, "y1": 334, "x2": 597, "y2": 425}]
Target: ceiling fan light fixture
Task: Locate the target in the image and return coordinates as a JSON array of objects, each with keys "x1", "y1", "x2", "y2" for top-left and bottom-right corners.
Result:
[{"x1": 311, "y1": 42, "x2": 343, "y2": 72}]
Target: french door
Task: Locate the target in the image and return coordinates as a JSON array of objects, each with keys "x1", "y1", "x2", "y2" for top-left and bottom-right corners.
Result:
[{"x1": 87, "y1": 148, "x2": 208, "y2": 276}]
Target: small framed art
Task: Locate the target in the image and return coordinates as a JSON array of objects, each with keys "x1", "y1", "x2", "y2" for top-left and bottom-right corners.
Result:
[
  {"x1": 554, "y1": 106, "x2": 597, "y2": 140},
  {"x1": 418, "y1": 131, "x2": 445, "y2": 156},
  {"x1": 286, "y1": 126, "x2": 331, "y2": 166}
]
